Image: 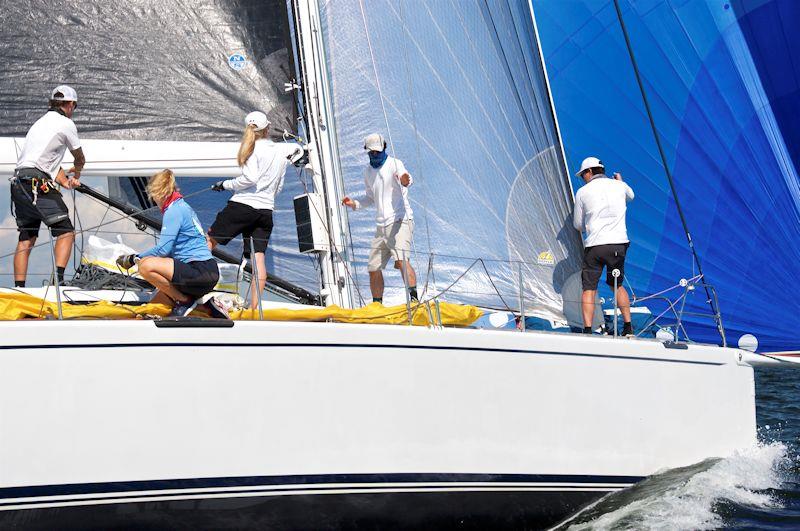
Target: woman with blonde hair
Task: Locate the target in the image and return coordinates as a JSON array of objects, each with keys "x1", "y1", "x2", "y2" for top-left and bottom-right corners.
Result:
[
  {"x1": 208, "y1": 111, "x2": 303, "y2": 309},
  {"x1": 116, "y1": 169, "x2": 225, "y2": 317}
]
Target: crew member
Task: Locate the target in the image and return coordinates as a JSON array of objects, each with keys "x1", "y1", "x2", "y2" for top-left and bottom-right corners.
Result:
[
  {"x1": 342, "y1": 133, "x2": 417, "y2": 304},
  {"x1": 207, "y1": 111, "x2": 303, "y2": 310},
  {"x1": 116, "y1": 169, "x2": 226, "y2": 318},
  {"x1": 11, "y1": 85, "x2": 85, "y2": 287},
  {"x1": 573, "y1": 157, "x2": 635, "y2": 335}
]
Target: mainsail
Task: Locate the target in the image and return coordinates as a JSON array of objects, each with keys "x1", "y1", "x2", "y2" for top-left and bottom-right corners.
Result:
[
  {"x1": 317, "y1": 0, "x2": 583, "y2": 322},
  {"x1": 535, "y1": 0, "x2": 800, "y2": 350},
  {"x1": 0, "y1": 0, "x2": 320, "y2": 296}
]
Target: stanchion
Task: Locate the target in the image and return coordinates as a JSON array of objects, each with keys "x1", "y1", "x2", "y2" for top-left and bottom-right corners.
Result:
[
  {"x1": 612, "y1": 268, "x2": 620, "y2": 338},
  {"x1": 518, "y1": 262, "x2": 525, "y2": 332},
  {"x1": 401, "y1": 250, "x2": 412, "y2": 325}
]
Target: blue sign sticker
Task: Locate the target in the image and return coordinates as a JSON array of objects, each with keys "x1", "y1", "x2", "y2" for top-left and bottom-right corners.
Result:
[{"x1": 228, "y1": 53, "x2": 247, "y2": 71}]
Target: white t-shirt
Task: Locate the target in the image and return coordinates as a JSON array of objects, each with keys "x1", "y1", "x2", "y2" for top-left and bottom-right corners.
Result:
[
  {"x1": 16, "y1": 111, "x2": 81, "y2": 178},
  {"x1": 223, "y1": 139, "x2": 302, "y2": 210},
  {"x1": 354, "y1": 156, "x2": 413, "y2": 226},
  {"x1": 573, "y1": 175, "x2": 635, "y2": 247}
]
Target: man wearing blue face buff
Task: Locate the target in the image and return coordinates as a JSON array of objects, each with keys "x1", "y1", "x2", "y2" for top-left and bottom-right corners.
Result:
[{"x1": 342, "y1": 133, "x2": 418, "y2": 305}]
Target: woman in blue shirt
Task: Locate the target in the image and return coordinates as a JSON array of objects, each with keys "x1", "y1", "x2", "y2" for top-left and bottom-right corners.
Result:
[{"x1": 116, "y1": 169, "x2": 222, "y2": 317}]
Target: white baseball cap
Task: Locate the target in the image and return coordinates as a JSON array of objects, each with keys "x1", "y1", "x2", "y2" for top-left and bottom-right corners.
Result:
[
  {"x1": 363, "y1": 133, "x2": 385, "y2": 151},
  {"x1": 245, "y1": 111, "x2": 269, "y2": 131},
  {"x1": 575, "y1": 156, "x2": 604, "y2": 176},
  {"x1": 51, "y1": 85, "x2": 77, "y2": 102}
]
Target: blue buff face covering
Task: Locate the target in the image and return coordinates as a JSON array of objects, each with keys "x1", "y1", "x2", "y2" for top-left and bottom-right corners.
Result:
[{"x1": 369, "y1": 150, "x2": 388, "y2": 168}]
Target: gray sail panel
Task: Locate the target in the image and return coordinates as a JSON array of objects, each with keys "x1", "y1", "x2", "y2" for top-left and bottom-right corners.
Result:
[
  {"x1": 318, "y1": 0, "x2": 582, "y2": 320},
  {"x1": 0, "y1": 0, "x2": 295, "y2": 140}
]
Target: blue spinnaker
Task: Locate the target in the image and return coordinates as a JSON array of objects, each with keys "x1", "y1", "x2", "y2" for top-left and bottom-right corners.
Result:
[{"x1": 535, "y1": 0, "x2": 800, "y2": 351}]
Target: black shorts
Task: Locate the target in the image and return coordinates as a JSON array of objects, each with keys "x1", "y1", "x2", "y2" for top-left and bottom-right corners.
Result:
[
  {"x1": 11, "y1": 169, "x2": 74, "y2": 241},
  {"x1": 208, "y1": 201, "x2": 273, "y2": 258},
  {"x1": 581, "y1": 243, "x2": 629, "y2": 291},
  {"x1": 171, "y1": 258, "x2": 220, "y2": 299}
]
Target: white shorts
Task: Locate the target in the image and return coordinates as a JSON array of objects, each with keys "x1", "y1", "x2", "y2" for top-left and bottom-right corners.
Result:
[{"x1": 368, "y1": 220, "x2": 414, "y2": 272}]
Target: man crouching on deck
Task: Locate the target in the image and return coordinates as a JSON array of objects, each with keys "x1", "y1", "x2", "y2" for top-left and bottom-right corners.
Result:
[
  {"x1": 115, "y1": 170, "x2": 227, "y2": 318},
  {"x1": 341, "y1": 133, "x2": 418, "y2": 305},
  {"x1": 573, "y1": 157, "x2": 635, "y2": 336}
]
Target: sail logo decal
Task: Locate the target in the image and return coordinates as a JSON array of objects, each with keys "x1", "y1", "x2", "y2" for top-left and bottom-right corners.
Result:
[
  {"x1": 228, "y1": 53, "x2": 247, "y2": 71},
  {"x1": 537, "y1": 250, "x2": 555, "y2": 266}
]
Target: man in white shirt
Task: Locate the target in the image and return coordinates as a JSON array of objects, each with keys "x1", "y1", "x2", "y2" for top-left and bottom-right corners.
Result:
[
  {"x1": 342, "y1": 133, "x2": 418, "y2": 304},
  {"x1": 12, "y1": 85, "x2": 85, "y2": 287},
  {"x1": 573, "y1": 157, "x2": 635, "y2": 335}
]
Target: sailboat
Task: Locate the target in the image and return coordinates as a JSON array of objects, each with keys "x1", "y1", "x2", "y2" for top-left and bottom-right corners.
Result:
[{"x1": 0, "y1": 0, "x2": 789, "y2": 528}]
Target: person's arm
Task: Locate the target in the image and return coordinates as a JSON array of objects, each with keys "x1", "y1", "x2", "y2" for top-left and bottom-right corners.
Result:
[
  {"x1": 223, "y1": 155, "x2": 259, "y2": 191},
  {"x1": 614, "y1": 172, "x2": 634, "y2": 202},
  {"x1": 54, "y1": 167, "x2": 72, "y2": 188},
  {"x1": 573, "y1": 194, "x2": 585, "y2": 232},
  {"x1": 393, "y1": 159, "x2": 412, "y2": 187},
  {"x1": 139, "y1": 207, "x2": 180, "y2": 258},
  {"x1": 342, "y1": 171, "x2": 374, "y2": 210},
  {"x1": 625, "y1": 183, "x2": 634, "y2": 202},
  {"x1": 64, "y1": 121, "x2": 84, "y2": 184}
]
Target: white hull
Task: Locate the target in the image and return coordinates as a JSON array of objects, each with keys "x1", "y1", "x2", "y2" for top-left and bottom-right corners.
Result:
[{"x1": 0, "y1": 320, "x2": 757, "y2": 528}]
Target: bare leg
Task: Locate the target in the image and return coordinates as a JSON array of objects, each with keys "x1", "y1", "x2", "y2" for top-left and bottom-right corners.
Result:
[
  {"x1": 149, "y1": 290, "x2": 173, "y2": 306},
  {"x1": 249, "y1": 252, "x2": 267, "y2": 310},
  {"x1": 393, "y1": 260, "x2": 416, "y2": 287},
  {"x1": 13, "y1": 237, "x2": 36, "y2": 284},
  {"x1": 369, "y1": 270, "x2": 384, "y2": 301},
  {"x1": 616, "y1": 285, "x2": 632, "y2": 323},
  {"x1": 582, "y1": 289, "x2": 596, "y2": 328},
  {"x1": 138, "y1": 257, "x2": 190, "y2": 303},
  {"x1": 53, "y1": 231, "x2": 74, "y2": 268}
]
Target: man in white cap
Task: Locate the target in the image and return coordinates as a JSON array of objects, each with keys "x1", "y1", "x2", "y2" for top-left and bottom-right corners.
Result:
[
  {"x1": 208, "y1": 111, "x2": 304, "y2": 309},
  {"x1": 342, "y1": 133, "x2": 417, "y2": 305},
  {"x1": 11, "y1": 85, "x2": 85, "y2": 287},
  {"x1": 573, "y1": 156, "x2": 635, "y2": 335}
]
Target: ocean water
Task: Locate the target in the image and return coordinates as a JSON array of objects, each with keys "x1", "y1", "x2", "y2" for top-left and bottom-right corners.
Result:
[{"x1": 555, "y1": 368, "x2": 800, "y2": 530}]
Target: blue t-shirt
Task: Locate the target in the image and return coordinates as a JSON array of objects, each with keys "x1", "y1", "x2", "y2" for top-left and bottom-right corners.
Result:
[{"x1": 139, "y1": 198, "x2": 213, "y2": 263}]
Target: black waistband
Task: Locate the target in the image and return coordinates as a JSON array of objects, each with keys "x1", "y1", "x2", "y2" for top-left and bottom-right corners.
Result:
[{"x1": 13, "y1": 167, "x2": 50, "y2": 180}]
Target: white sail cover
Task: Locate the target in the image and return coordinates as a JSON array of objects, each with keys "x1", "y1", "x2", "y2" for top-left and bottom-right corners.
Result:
[{"x1": 319, "y1": 0, "x2": 582, "y2": 320}]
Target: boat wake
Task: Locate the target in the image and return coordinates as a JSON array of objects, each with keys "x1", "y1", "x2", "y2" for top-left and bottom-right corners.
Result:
[{"x1": 555, "y1": 440, "x2": 796, "y2": 530}]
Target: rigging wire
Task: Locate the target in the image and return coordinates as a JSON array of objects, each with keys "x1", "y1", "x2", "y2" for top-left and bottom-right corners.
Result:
[
  {"x1": 357, "y1": 0, "x2": 423, "y2": 303},
  {"x1": 613, "y1": 0, "x2": 725, "y2": 345},
  {"x1": 397, "y1": 0, "x2": 436, "y2": 297}
]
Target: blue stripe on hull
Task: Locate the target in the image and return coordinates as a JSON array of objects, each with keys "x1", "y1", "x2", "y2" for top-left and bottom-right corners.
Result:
[
  {"x1": 0, "y1": 484, "x2": 633, "y2": 530},
  {"x1": 0, "y1": 472, "x2": 643, "y2": 500}
]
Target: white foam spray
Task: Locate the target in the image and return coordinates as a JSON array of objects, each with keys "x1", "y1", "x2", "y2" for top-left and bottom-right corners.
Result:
[{"x1": 566, "y1": 442, "x2": 791, "y2": 531}]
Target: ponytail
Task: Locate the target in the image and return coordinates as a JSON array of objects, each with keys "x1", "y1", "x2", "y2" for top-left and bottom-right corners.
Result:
[{"x1": 237, "y1": 124, "x2": 268, "y2": 166}]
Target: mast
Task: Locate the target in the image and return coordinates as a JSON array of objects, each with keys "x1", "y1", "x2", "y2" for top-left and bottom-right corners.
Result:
[{"x1": 288, "y1": 0, "x2": 355, "y2": 308}]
